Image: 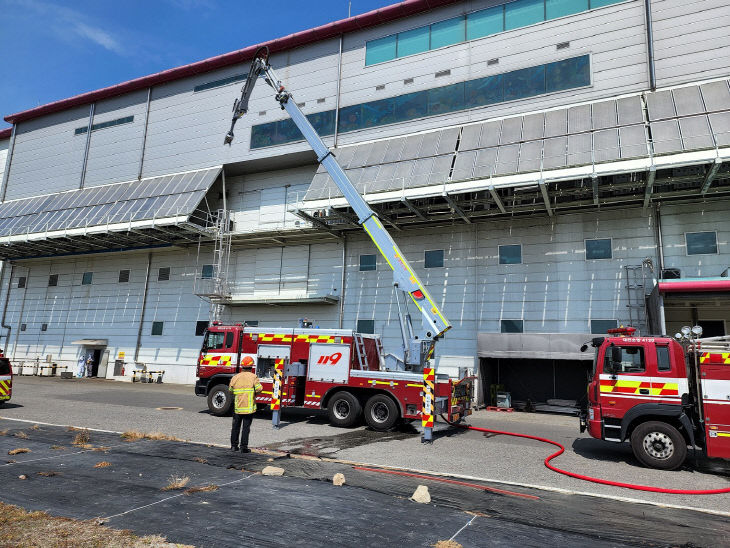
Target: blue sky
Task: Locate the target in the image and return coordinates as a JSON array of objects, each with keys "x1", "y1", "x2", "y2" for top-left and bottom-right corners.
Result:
[{"x1": 0, "y1": 0, "x2": 396, "y2": 131}]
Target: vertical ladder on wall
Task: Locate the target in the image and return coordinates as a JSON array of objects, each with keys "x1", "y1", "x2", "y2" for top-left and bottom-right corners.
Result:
[
  {"x1": 354, "y1": 333, "x2": 368, "y2": 370},
  {"x1": 624, "y1": 264, "x2": 648, "y2": 335},
  {"x1": 194, "y1": 209, "x2": 233, "y2": 323}
]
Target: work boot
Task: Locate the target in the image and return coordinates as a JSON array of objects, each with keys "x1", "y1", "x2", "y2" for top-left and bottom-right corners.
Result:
[
  {"x1": 230, "y1": 445, "x2": 239, "y2": 452},
  {"x1": 240, "y1": 447, "x2": 251, "y2": 453}
]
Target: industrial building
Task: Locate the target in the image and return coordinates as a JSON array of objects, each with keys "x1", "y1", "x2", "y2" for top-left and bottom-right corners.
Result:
[{"x1": 0, "y1": 0, "x2": 728, "y2": 407}]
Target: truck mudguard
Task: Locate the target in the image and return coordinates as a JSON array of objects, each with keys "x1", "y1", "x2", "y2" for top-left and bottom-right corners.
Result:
[{"x1": 619, "y1": 403, "x2": 696, "y2": 447}]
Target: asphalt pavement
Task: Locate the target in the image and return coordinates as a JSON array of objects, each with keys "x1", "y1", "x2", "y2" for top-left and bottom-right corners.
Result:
[{"x1": 2, "y1": 375, "x2": 729, "y2": 516}]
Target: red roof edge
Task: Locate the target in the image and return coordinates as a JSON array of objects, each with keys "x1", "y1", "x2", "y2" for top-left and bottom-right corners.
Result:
[
  {"x1": 658, "y1": 280, "x2": 730, "y2": 293},
  {"x1": 0, "y1": 127, "x2": 11, "y2": 140},
  {"x1": 4, "y1": 0, "x2": 460, "y2": 125}
]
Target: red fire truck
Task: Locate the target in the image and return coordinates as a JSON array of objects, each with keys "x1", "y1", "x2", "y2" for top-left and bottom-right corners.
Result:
[
  {"x1": 194, "y1": 324, "x2": 472, "y2": 431},
  {"x1": 0, "y1": 354, "x2": 12, "y2": 406},
  {"x1": 580, "y1": 326, "x2": 730, "y2": 470}
]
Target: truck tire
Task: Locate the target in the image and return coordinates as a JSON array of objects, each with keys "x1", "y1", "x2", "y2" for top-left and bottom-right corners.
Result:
[
  {"x1": 364, "y1": 394, "x2": 399, "y2": 431},
  {"x1": 207, "y1": 384, "x2": 232, "y2": 416},
  {"x1": 630, "y1": 421, "x2": 687, "y2": 470},
  {"x1": 327, "y1": 391, "x2": 361, "y2": 428}
]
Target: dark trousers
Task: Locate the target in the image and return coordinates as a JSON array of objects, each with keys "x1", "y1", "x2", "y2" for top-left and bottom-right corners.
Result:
[{"x1": 231, "y1": 413, "x2": 253, "y2": 448}]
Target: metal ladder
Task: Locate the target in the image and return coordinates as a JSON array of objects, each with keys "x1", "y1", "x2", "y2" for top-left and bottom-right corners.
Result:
[
  {"x1": 354, "y1": 333, "x2": 368, "y2": 370},
  {"x1": 624, "y1": 264, "x2": 649, "y2": 335}
]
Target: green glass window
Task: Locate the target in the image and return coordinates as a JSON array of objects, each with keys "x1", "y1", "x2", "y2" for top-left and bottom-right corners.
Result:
[
  {"x1": 466, "y1": 6, "x2": 504, "y2": 40},
  {"x1": 151, "y1": 321, "x2": 164, "y2": 336},
  {"x1": 505, "y1": 0, "x2": 545, "y2": 30},
  {"x1": 394, "y1": 90, "x2": 428, "y2": 123},
  {"x1": 359, "y1": 254, "x2": 377, "y2": 271},
  {"x1": 357, "y1": 319, "x2": 376, "y2": 334},
  {"x1": 686, "y1": 232, "x2": 718, "y2": 255},
  {"x1": 465, "y1": 74, "x2": 504, "y2": 108},
  {"x1": 546, "y1": 55, "x2": 590, "y2": 92},
  {"x1": 589, "y1": 0, "x2": 623, "y2": 7},
  {"x1": 338, "y1": 104, "x2": 363, "y2": 133},
  {"x1": 546, "y1": 0, "x2": 588, "y2": 19},
  {"x1": 308, "y1": 110, "x2": 336, "y2": 135},
  {"x1": 501, "y1": 319, "x2": 524, "y2": 333},
  {"x1": 430, "y1": 16, "x2": 465, "y2": 49},
  {"x1": 428, "y1": 82, "x2": 465, "y2": 115},
  {"x1": 81, "y1": 272, "x2": 93, "y2": 285},
  {"x1": 425, "y1": 249, "x2": 444, "y2": 268},
  {"x1": 365, "y1": 35, "x2": 397, "y2": 65},
  {"x1": 504, "y1": 65, "x2": 545, "y2": 101},
  {"x1": 201, "y1": 264, "x2": 214, "y2": 279},
  {"x1": 397, "y1": 26, "x2": 430, "y2": 57},
  {"x1": 499, "y1": 244, "x2": 522, "y2": 264},
  {"x1": 585, "y1": 238, "x2": 612, "y2": 260},
  {"x1": 195, "y1": 320, "x2": 208, "y2": 336},
  {"x1": 361, "y1": 98, "x2": 396, "y2": 128}
]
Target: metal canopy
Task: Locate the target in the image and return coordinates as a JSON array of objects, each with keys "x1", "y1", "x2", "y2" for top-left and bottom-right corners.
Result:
[{"x1": 0, "y1": 167, "x2": 222, "y2": 258}]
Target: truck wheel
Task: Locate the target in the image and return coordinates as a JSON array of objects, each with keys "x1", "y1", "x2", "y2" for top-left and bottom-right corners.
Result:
[
  {"x1": 364, "y1": 394, "x2": 399, "y2": 431},
  {"x1": 327, "y1": 391, "x2": 361, "y2": 428},
  {"x1": 630, "y1": 421, "x2": 687, "y2": 470},
  {"x1": 207, "y1": 384, "x2": 232, "y2": 416}
]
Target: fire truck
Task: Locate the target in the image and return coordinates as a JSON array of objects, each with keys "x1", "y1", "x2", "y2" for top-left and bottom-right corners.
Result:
[
  {"x1": 0, "y1": 354, "x2": 12, "y2": 406},
  {"x1": 580, "y1": 326, "x2": 730, "y2": 470},
  {"x1": 194, "y1": 324, "x2": 471, "y2": 430},
  {"x1": 194, "y1": 47, "x2": 473, "y2": 432}
]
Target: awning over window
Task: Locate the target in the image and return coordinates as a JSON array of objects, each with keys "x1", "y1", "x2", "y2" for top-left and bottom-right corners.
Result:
[
  {"x1": 658, "y1": 278, "x2": 730, "y2": 293},
  {"x1": 0, "y1": 166, "x2": 221, "y2": 258}
]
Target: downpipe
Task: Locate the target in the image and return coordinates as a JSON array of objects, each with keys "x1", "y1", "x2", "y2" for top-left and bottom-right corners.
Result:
[{"x1": 0, "y1": 261, "x2": 13, "y2": 351}]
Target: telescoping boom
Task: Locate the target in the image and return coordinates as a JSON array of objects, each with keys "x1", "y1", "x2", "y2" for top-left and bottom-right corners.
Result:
[{"x1": 224, "y1": 47, "x2": 451, "y2": 370}]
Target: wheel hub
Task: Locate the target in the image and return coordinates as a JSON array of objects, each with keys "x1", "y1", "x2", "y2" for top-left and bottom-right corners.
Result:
[
  {"x1": 643, "y1": 431, "x2": 674, "y2": 459},
  {"x1": 334, "y1": 400, "x2": 350, "y2": 419},
  {"x1": 212, "y1": 392, "x2": 226, "y2": 409},
  {"x1": 371, "y1": 402, "x2": 389, "y2": 423}
]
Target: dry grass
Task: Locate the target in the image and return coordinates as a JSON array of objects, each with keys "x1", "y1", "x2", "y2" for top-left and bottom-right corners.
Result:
[
  {"x1": 37, "y1": 471, "x2": 60, "y2": 477},
  {"x1": 183, "y1": 484, "x2": 218, "y2": 495},
  {"x1": 50, "y1": 445, "x2": 65, "y2": 450},
  {"x1": 31, "y1": 424, "x2": 40, "y2": 431},
  {"x1": 8, "y1": 448, "x2": 31, "y2": 455},
  {"x1": 94, "y1": 461, "x2": 112, "y2": 468},
  {"x1": 161, "y1": 475, "x2": 190, "y2": 491},
  {"x1": 0, "y1": 429, "x2": 7, "y2": 436},
  {"x1": 92, "y1": 446, "x2": 110, "y2": 452},
  {"x1": 14, "y1": 431, "x2": 28, "y2": 439},
  {"x1": 433, "y1": 541, "x2": 463, "y2": 548},
  {"x1": 192, "y1": 457, "x2": 208, "y2": 464},
  {"x1": 71, "y1": 430, "x2": 90, "y2": 446},
  {"x1": 121, "y1": 430, "x2": 182, "y2": 442},
  {"x1": 0, "y1": 501, "x2": 191, "y2": 547}
]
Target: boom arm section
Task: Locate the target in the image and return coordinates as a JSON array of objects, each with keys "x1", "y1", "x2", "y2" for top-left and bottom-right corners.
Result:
[{"x1": 225, "y1": 47, "x2": 451, "y2": 365}]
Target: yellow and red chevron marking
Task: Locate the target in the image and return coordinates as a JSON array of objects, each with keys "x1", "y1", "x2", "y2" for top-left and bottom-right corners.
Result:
[
  {"x1": 423, "y1": 368, "x2": 435, "y2": 382},
  {"x1": 258, "y1": 334, "x2": 341, "y2": 344},
  {"x1": 270, "y1": 359, "x2": 284, "y2": 411},
  {"x1": 700, "y1": 352, "x2": 730, "y2": 365},
  {"x1": 422, "y1": 415, "x2": 434, "y2": 428},
  {"x1": 600, "y1": 379, "x2": 679, "y2": 396},
  {"x1": 200, "y1": 354, "x2": 232, "y2": 367},
  {"x1": 0, "y1": 379, "x2": 11, "y2": 399}
]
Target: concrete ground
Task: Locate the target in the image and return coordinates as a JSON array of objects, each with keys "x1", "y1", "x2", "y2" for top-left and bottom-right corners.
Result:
[{"x1": 1, "y1": 375, "x2": 729, "y2": 516}]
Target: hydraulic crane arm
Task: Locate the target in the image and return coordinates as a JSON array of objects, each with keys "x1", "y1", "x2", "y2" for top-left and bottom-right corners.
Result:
[{"x1": 225, "y1": 47, "x2": 451, "y2": 367}]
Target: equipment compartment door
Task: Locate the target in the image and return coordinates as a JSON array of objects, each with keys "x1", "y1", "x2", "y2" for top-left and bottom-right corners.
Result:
[
  {"x1": 701, "y1": 365, "x2": 730, "y2": 459},
  {"x1": 308, "y1": 343, "x2": 350, "y2": 383},
  {"x1": 257, "y1": 345, "x2": 290, "y2": 379}
]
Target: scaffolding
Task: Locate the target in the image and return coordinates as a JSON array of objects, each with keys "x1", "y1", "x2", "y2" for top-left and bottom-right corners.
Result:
[
  {"x1": 624, "y1": 259, "x2": 653, "y2": 335},
  {"x1": 194, "y1": 209, "x2": 232, "y2": 322}
]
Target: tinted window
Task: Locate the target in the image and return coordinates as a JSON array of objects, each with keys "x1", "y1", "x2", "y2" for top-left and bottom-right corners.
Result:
[
  {"x1": 225, "y1": 332, "x2": 234, "y2": 348},
  {"x1": 591, "y1": 319, "x2": 617, "y2": 334},
  {"x1": 151, "y1": 321, "x2": 164, "y2": 336},
  {"x1": 590, "y1": 0, "x2": 623, "y2": 7},
  {"x1": 195, "y1": 320, "x2": 208, "y2": 336},
  {"x1": 201, "y1": 264, "x2": 214, "y2": 279},
  {"x1": 605, "y1": 346, "x2": 645, "y2": 373},
  {"x1": 428, "y1": 83, "x2": 465, "y2": 115},
  {"x1": 244, "y1": 320, "x2": 259, "y2": 327},
  {"x1": 546, "y1": 55, "x2": 590, "y2": 93},
  {"x1": 81, "y1": 272, "x2": 93, "y2": 285},
  {"x1": 546, "y1": 0, "x2": 588, "y2": 18},
  {"x1": 394, "y1": 91, "x2": 428, "y2": 122},
  {"x1": 397, "y1": 27, "x2": 430, "y2": 57},
  {"x1": 501, "y1": 319, "x2": 524, "y2": 333},
  {"x1": 357, "y1": 319, "x2": 376, "y2": 334},
  {"x1": 499, "y1": 244, "x2": 522, "y2": 265},
  {"x1": 656, "y1": 346, "x2": 671, "y2": 372},
  {"x1": 505, "y1": 0, "x2": 545, "y2": 30},
  {"x1": 586, "y1": 238, "x2": 612, "y2": 260},
  {"x1": 430, "y1": 16, "x2": 465, "y2": 49},
  {"x1": 365, "y1": 35, "x2": 397, "y2": 65},
  {"x1": 338, "y1": 104, "x2": 363, "y2": 133},
  {"x1": 504, "y1": 65, "x2": 545, "y2": 101},
  {"x1": 158, "y1": 267, "x2": 170, "y2": 281},
  {"x1": 204, "y1": 331, "x2": 225, "y2": 350},
  {"x1": 17, "y1": 276, "x2": 26, "y2": 289},
  {"x1": 465, "y1": 74, "x2": 504, "y2": 108},
  {"x1": 686, "y1": 232, "x2": 717, "y2": 255},
  {"x1": 118, "y1": 269, "x2": 130, "y2": 283},
  {"x1": 425, "y1": 249, "x2": 444, "y2": 268},
  {"x1": 48, "y1": 274, "x2": 58, "y2": 287},
  {"x1": 0, "y1": 358, "x2": 10, "y2": 375},
  {"x1": 466, "y1": 6, "x2": 504, "y2": 40},
  {"x1": 359, "y1": 254, "x2": 377, "y2": 271},
  {"x1": 361, "y1": 98, "x2": 396, "y2": 129}
]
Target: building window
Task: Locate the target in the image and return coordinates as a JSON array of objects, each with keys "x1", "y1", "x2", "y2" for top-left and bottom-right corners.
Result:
[
  {"x1": 590, "y1": 319, "x2": 618, "y2": 334},
  {"x1": 359, "y1": 254, "x2": 377, "y2": 271},
  {"x1": 201, "y1": 264, "x2": 214, "y2": 279},
  {"x1": 75, "y1": 115, "x2": 134, "y2": 136},
  {"x1": 194, "y1": 73, "x2": 245, "y2": 93},
  {"x1": 251, "y1": 55, "x2": 590, "y2": 149},
  {"x1": 244, "y1": 320, "x2": 259, "y2": 327},
  {"x1": 81, "y1": 272, "x2": 93, "y2": 285},
  {"x1": 357, "y1": 319, "x2": 376, "y2": 334},
  {"x1": 685, "y1": 232, "x2": 717, "y2": 255},
  {"x1": 17, "y1": 276, "x2": 26, "y2": 289},
  {"x1": 425, "y1": 249, "x2": 444, "y2": 268},
  {"x1": 118, "y1": 269, "x2": 130, "y2": 283},
  {"x1": 151, "y1": 321, "x2": 164, "y2": 336},
  {"x1": 195, "y1": 321, "x2": 208, "y2": 336},
  {"x1": 48, "y1": 274, "x2": 58, "y2": 287},
  {"x1": 158, "y1": 267, "x2": 171, "y2": 281},
  {"x1": 41, "y1": 323, "x2": 48, "y2": 332},
  {"x1": 501, "y1": 319, "x2": 523, "y2": 333},
  {"x1": 585, "y1": 238, "x2": 612, "y2": 260},
  {"x1": 499, "y1": 244, "x2": 522, "y2": 265},
  {"x1": 20, "y1": 323, "x2": 26, "y2": 331}
]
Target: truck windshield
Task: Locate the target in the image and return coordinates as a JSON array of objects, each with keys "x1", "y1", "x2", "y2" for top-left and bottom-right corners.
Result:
[
  {"x1": 203, "y1": 332, "x2": 225, "y2": 350},
  {"x1": 604, "y1": 346, "x2": 645, "y2": 373},
  {"x1": 0, "y1": 358, "x2": 9, "y2": 375}
]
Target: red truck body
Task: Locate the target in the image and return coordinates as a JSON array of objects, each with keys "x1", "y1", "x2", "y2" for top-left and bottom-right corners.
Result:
[
  {"x1": 0, "y1": 356, "x2": 13, "y2": 405},
  {"x1": 581, "y1": 330, "x2": 730, "y2": 469},
  {"x1": 195, "y1": 323, "x2": 472, "y2": 430}
]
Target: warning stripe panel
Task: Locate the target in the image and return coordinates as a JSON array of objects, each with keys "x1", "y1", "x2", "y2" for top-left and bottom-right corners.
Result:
[
  {"x1": 600, "y1": 379, "x2": 679, "y2": 396},
  {"x1": 700, "y1": 352, "x2": 730, "y2": 364},
  {"x1": 256, "y1": 334, "x2": 347, "y2": 344}
]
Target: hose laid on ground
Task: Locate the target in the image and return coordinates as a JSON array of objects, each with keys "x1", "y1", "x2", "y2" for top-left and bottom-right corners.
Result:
[{"x1": 446, "y1": 419, "x2": 730, "y2": 495}]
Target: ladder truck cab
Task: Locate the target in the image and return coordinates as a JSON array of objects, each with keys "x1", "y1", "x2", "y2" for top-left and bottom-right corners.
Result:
[
  {"x1": 195, "y1": 323, "x2": 472, "y2": 431},
  {"x1": 0, "y1": 352, "x2": 12, "y2": 406},
  {"x1": 580, "y1": 326, "x2": 730, "y2": 470}
]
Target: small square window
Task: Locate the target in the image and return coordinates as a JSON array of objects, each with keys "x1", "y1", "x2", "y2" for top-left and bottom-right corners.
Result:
[
  {"x1": 425, "y1": 249, "x2": 444, "y2": 268},
  {"x1": 201, "y1": 264, "x2": 214, "y2": 279},
  {"x1": 585, "y1": 238, "x2": 612, "y2": 260},
  {"x1": 244, "y1": 320, "x2": 259, "y2": 327},
  {"x1": 501, "y1": 319, "x2": 523, "y2": 333},
  {"x1": 357, "y1": 319, "x2": 376, "y2": 334},
  {"x1": 499, "y1": 244, "x2": 522, "y2": 265},
  {"x1": 359, "y1": 254, "x2": 377, "y2": 271},
  {"x1": 591, "y1": 319, "x2": 618, "y2": 334},
  {"x1": 81, "y1": 272, "x2": 93, "y2": 285},
  {"x1": 685, "y1": 232, "x2": 717, "y2": 255},
  {"x1": 158, "y1": 267, "x2": 171, "y2": 281},
  {"x1": 195, "y1": 320, "x2": 208, "y2": 336},
  {"x1": 48, "y1": 274, "x2": 58, "y2": 287},
  {"x1": 41, "y1": 323, "x2": 48, "y2": 332},
  {"x1": 118, "y1": 269, "x2": 130, "y2": 283},
  {"x1": 17, "y1": 277, "x2": 26, "y2": 289},
  {"x1": 20, "y1": 323, "x2": 26, "y2": 331},
  {"x1": 151, "y1": 321, "x2": 164, "y2": 336},
  {"x1": 656, "y1": 346, "x2": 671, "y2": 372}
]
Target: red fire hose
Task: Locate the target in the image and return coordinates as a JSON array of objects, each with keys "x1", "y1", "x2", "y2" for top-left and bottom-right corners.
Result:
[{"x1": 448, "y1": 420, "x2": 730, "y2": 495}]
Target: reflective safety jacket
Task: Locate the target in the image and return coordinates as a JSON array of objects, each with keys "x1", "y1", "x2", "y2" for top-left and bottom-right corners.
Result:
[{"x1": 229, "y1": 371, "x2": 263, "y2": 414}]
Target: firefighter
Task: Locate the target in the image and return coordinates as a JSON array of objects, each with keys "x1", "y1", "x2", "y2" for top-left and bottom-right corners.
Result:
[{"x1": 229, "y1": 356, "x2": 262, "y2": 453}]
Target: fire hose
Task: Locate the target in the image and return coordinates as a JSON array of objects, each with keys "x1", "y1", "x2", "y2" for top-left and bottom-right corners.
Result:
[{"x1": 442, "y1": 417, "x2": 730, "y2": 495}]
